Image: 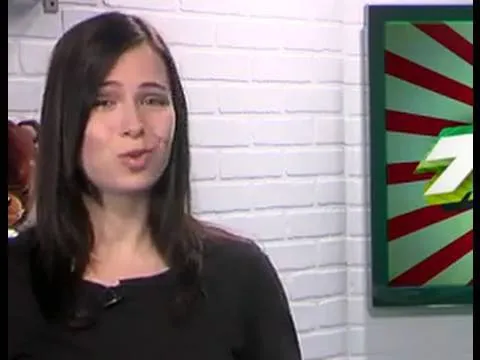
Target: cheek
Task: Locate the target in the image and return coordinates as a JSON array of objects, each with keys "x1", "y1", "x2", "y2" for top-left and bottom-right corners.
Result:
[
  {"x1": 81, "y1": 135, "x2": 95, "y2": 164},
  {"x1": 149, "y1": 112, "x2": 176, "y2": 143},
  {"x1": 81, "y1": 123, "x2": 109, "y2": 165}
]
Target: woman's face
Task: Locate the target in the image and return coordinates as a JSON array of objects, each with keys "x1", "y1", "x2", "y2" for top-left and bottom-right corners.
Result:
[{"x1": 80, "y1": 43, "x2": 176, "y2": 196}]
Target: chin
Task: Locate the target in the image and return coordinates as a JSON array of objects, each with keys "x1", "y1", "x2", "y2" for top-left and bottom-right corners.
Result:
[{"x1": 102, "y1": 177, "x2": 161, "y2": 195}]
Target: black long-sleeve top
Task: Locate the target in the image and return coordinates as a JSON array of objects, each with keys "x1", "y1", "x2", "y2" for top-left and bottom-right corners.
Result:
[{"x1": 8, "y1": 230, "x2": 302, "y2": 360}]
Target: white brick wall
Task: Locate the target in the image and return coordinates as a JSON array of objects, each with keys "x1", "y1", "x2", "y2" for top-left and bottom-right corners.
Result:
[{"x1": 8, "y1": 0, "x2": 473, "y2": 359}]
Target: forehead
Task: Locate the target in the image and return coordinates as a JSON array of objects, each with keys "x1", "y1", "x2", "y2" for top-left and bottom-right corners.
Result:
[{"x1": 105, "y1": 43, "x2": 169, "y2": 85}]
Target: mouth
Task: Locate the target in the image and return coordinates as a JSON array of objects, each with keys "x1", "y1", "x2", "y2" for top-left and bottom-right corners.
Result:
[
  {"x1": 119, "y1": 148, "x2": 153, "y2": 158},
  {"x1": 118, "y1": 148, "x2": 154, "y2": 171}
]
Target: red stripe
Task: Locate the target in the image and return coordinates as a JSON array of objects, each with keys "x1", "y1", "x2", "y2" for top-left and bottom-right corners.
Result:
[
  {"x1": 385, "y1": 51, "x2": 473, "y2": 106},
  {"x1": 414, "y1": 23, "x2": 473, "y2": 65},
  {"x1": 390, "y1": 231, "x2": 473, "y2": 286},
  {"x1": 386, "y1": 110, "x2": 466, "y2": 137},
  {"x1": 388, "y1": 205, "x2": 468, "y2": 241},
  {"x1": 387, "y1": 162, "x2": 431, "y2": 185}
]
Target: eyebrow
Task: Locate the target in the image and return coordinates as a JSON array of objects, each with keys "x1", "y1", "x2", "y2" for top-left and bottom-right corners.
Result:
[{"x1": 100, "y1": 80, "x2": 169, "y2": 92}]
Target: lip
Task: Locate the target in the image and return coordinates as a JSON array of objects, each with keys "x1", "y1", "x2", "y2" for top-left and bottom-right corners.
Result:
[
  {"x1": 118, "y1": 148, "x2": 153, "y2": 158},
  {"x1": 118, "y1": 148, "x2": 153, "y2": 172}
]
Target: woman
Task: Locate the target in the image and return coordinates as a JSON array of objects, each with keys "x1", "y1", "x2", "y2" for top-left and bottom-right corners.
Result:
[{"x1": 8, "y1": 11, "x2": 302, "y2": 360}]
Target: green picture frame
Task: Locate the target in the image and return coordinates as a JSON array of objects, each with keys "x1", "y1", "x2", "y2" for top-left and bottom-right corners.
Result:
[{"x1": 368, "y1": 4, "x2": 473, "y2": 307}]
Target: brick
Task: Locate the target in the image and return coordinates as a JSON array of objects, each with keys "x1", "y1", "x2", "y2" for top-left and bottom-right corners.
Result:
[
  {"x1": 317, "y1": 297, "x2": 347, "y2": 327},
  {"x1": 60, "y1": 0, "x2": 97, "y2": 4},
  {"x1": 344, "y1": 56, "x2": 365, "y2": 85},
  {"x1": 264, "y1": 240, "x2": 317, "y2": 271},
  {"x1": 346, "y1": 179, "x2": 369, "y2": 205},
  {"x1": 348, "y1": 268, "x2": 366, "y2": 296},
  {"x1": 9, "y1": 5, "x2": 62, "y2": 38},
  {"x1": 8, "y1": 111, "x2": 39, "y2": 121},
  {"x1": 8, "y1": 41, "x2": 20, "y2": 74},
  {"x1": 314, "y1": 116, "x2": 343, "y2": 144},
  {"x1": 168, "y1": 46, "x2": 185, "y2": 72},
  {"x1": 314, "y1": 56, "x2": 343, "y2": 83},
  {"x1": 180, "y1": 51, "x2": 250, "y2": 81},
  {"x1": 217, "y1": 211, "x2": 286, "y2": 241},
  {"x1": 310, "y1": 0, "x2": 342, "y2": 21},
  {"x1": 348, "y1": 296, "x2": 367, "y2": 325},
  {"x1": 219, "y1": 150, "x2": 284, "y2": 179},
  {"x1": 282, "y1": 23, "x2": 343, "y2": 52},
  {"x1": 252, "y1": 117, "x2": 314, "y2": 146},
  {"x1": 317, "y1": 239, "x2": 345, "y2": 266},
  {"x1": 347, "y1": 239, "x2": 368, "y2": 265},
  {"x1": 19, "y1": 41, "x2": 55, "y2": 75},
  {"x1": 8, "y1": 79, "x2": 44, "y2": 112},
  {"x1": 183, "y1": 84, "x2": 217, "y2": 114},
  {"x1": 249, "y1": 0, "x2": 342, "y2": 21},
  {"x1": 251, "y1": 55, "x2": 314, "y2": 83},
  {"x1": 189, "y1": 116, "x2": 251, "y2": 147},
  {"x1": 180, "y1": 0, "x2": 248, "y2": 15},
  {"x1": 286, "y1": 210, "x2": 345, "y2": 238},
  {"x1": 345, "y1": 147, "x2": 368, "y2": 177},
  {"x1": 300, "y1": 330, "x2": 346, "y2": 360},
  {"x1": 191, "y1": 182, "x2": 252, "y2": 213},
  {"x1": 286, "y1": 270, "x2": 346, "y2": 300},
  {"x1": 284, "y1": 149, "x2": 344, "y2": 176},
  {"x1": 284, "y1": 86, "x2": 342, "y2": 113},
  {"x1": 143, "y1": 15, "x2": 216, "y2": 46},
  {"x1": 64, "y1": 10, "x2": 216, "y2": 47},
  {"x1": 315, "y1": 180, "x2": 345, "y2": 205},
  {"x1": 190, "y1": 149, "x2": 218, "y2": 181},
  {"x1": 347, "y1": 208, "x2": 369, "y2": 237},
  {"x1": 251, "y1": 180, "x2": 316, "y2": 209},
  {"x1": 62, "y1": 9, "x2": 105, "y2": 31},
  {"x1": 103, "y1": 0, "x2": 177, "y2": 11},
  {"x1": 343, "y1": 85, "x2": 366, "y2": 116},
  {"x1": 218, "y1": 85, "x2": 284, "y2": 113},
  {"x1": 343, "y1": 25, "x2": 364, "y2": 56},
  {"x1": 345, "y1": 118, "x2": 367, "y2": 145},
  {"x1": 342, "y1": 0, "x2": 366, "y2": 25},
  {"x1": 291, "y1": 303, "x2": 321, "y2": 332},
  {"x1": 248, "y1": 0, "x2": 313, "y2": 19},
  {"x1": 216, "y1": 20, "x2": 283, "y2": 49}
]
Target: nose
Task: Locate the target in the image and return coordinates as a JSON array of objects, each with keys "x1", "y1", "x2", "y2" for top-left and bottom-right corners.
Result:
[{"x1": 120, "y1": 101, "x2": 144, "y2": 138}]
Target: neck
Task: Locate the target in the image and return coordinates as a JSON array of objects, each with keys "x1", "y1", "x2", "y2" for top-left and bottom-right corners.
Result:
[
  {"x1": 84, "y1": 192, "x2": 151, "y2": 252},
  {"x1": 83, "y1": 192, "x2": 169, "y2": 285}
]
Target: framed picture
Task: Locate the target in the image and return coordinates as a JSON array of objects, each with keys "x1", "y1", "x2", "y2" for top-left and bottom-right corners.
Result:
[{"x1": 368, "y1": 4, "x2": 473, "y2": 306}]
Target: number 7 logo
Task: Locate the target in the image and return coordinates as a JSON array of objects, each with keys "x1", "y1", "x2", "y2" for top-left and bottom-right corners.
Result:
[{"x1": 415, "y1": 125, "x2": 473, "y2": 206}]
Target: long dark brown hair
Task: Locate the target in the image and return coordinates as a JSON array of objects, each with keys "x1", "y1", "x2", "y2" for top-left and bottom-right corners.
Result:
[{"x1": 31, "y1": 11, "x2": 210, "y2": 324}]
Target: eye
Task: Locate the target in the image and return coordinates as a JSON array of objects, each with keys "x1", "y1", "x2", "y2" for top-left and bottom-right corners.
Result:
[
  {"x1": 141, "y1": 95, "x2": 170, "y2": 107},
  {"x1": 93, "y1": 99, "x2": 116, "y2": 110}
]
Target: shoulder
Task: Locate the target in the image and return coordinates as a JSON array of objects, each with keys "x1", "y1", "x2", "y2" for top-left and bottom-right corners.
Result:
[
  {"x1": 8, "y1": 227, "x2": 37, "y2": 281},
  {"x1": 8, "y1": 227, "x2": 40, "y2": 305},
  {"x1": 8, "y1": 228, "x2": 45, "y2": 357},
  {"x1": 201, "y1": 224, "x2": 269, "y2": 270},
  {"x1": 200, "y1": 224, "x2": 301, "y2": 359},
  {"x1": 200, "y1": 224, "x2": 280, "y2": 291}
]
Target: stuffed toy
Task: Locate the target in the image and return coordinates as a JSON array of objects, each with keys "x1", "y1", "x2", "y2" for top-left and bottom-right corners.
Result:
[{"x1": 8, "y1": 119, "x2": 39, "y2": 239}]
